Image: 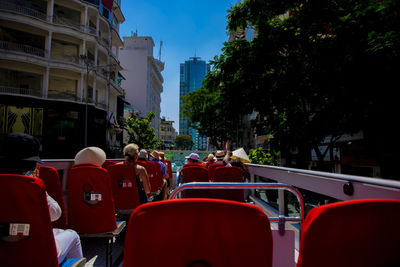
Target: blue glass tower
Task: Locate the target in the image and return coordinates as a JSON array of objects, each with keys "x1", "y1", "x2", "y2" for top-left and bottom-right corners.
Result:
[{"x1": 179, "y1": 57, "x2": 210, "y2": 150}]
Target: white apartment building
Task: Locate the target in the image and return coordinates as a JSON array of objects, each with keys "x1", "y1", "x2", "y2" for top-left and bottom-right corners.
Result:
[{"x1": 119, "y1": 33, "x2": 164, "y2": 138}]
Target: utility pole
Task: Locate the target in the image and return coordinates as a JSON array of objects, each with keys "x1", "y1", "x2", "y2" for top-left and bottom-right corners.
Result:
[{"x1": 80, "y1": 54, "x2": 118, "y2": 147}]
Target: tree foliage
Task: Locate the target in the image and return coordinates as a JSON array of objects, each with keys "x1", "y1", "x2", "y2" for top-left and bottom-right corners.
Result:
[
  {"x1": 125, "y1": 111, "x2": 160, "y2": 149},
  {"x1": 175, "y1": 134, "x2": 194, "y2": 150},
  {"x1": 183, "y1": 0, "x2": 400, "y2": 168}
]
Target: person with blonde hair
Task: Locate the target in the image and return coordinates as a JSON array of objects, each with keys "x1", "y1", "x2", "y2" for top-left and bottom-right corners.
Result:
[{"x1": 122, "y1": 144, "x2": 151, "y2": 202}]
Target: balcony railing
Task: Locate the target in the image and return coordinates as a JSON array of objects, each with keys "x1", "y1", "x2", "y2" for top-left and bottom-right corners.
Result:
[
  {"x1": 51, "y1": 52, "x2": 80, "y2": 64},
  {"x1": 0, "y1": 0, "x2": 47, "y2": 21},
  {"x1": 0, "y1": 86, "x2": 42, "y2": 97},
  {"x1": 47, "y1": 91, "x2": 78, "y2": 101},
  {"x1": 52, "y1": 15, "x2": 83, "y2": 31},
  {"x1": 0, "y1": 41, "x2": 46, "y2": 57},
  {"x1": 82, "y1": 0, "x2": 100, "y2": 6}
]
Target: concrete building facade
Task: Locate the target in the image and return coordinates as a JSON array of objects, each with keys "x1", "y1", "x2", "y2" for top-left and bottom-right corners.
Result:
[
  {"x1": 119, "y1": 34, "x2": 164, "y2": 138},
  {"x1": 159, "y1": 117, "x2": 177, "y2": 149},
  {"x1": 0, "y1": 0, "x2": 126, "y2": 158}
]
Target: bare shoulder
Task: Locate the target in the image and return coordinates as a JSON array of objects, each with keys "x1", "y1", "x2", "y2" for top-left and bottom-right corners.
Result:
[{"x1": 136, "y1": 164, "x2": 147, "y2": 174}]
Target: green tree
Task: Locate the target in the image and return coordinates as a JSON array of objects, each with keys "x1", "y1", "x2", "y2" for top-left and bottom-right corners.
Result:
[
  {"x1": 184, "y1": 0, "x2": 400, "y2": 170},
  {"x1": 125, "y1": 111, "x2": 160, "y2": 149},
  {"x1": 175, "y1": 134, "x2": 194, "y2": 150}
]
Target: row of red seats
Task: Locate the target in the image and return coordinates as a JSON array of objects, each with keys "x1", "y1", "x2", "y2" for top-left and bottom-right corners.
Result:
[
  {"x1": 179, "y1": 165, "x2": 245, "y2": 201},
  {"x1": 1, "y1": 171, "x2": 400, "y2": 266},
  {"x1": 121, "y1": 198, "x2": 400, "y2": 267}
]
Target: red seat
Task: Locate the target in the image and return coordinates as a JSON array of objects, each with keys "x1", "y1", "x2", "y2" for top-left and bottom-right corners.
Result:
[
  {"x1": 297, "y1": 199, "x2": 400, "y2": 267},
  {"x1": 102, "y1": 160, "x2": 120, "y2": 170},
  {"x1": 137, "y1": 160, "x2": 162, "y2": 194},
  {"x1": 207, "y1": 162, "x2": 225, "y2": 181},
  {"x1": 108, "y1": 163, "x2": 141, "y2": 211},
  {"x1": 213, "y1": 166, "x2": 245, "y2": 202},
  {"x1": 38, "y1": 165, "x2": 67, "y2": 228},
  {"x1": 123, "y1": 199, "x2": 273, "y2": 267},
  {"x1": 0, "y1": 174, "x2": 59, "y2": 267},
  {"x1": 180, "y1": 166, "x2": 210, "y2": 198},
  {"x1": 67, "y1": 164, "x2": 117, "y2": 234}
]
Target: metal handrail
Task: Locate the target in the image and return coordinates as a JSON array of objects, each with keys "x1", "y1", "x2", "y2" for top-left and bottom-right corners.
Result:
[
  {"x1": 169, "y1": 182, "x2": 304, "y2": 223},
  {"x1": 0, "y1": 0, "x2": 47, "y2": 21},
  {"x1": 0, "y1": 86, "x2": 42, "y2": 97},
  {"x1": 0, "y1": 41, "x2": 46, "y2": 57}
]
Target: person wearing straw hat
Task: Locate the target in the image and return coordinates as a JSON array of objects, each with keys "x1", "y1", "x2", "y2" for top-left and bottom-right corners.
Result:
[
  {"x1": 214, "y1": 150, "x2": 231, "y2": 167},
  {"x1": 149, "y1": 150, "x2": 169, "y2": 199},
  {"x1": 74, "y1": 146, "x2": 106, "y2": 166},
  {"x1": 0, "y1": 133, "x2": 83, "y2": 264}
]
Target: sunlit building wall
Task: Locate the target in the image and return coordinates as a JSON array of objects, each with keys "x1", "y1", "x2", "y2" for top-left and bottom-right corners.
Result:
[{"x1": 119, "y1": 34, "x2": 164, "y2": 138}]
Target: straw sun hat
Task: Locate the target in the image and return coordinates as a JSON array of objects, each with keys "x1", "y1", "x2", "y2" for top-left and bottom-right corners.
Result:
[{"x1": 74, "y1": 146, "x2": 106, "y2": 166}]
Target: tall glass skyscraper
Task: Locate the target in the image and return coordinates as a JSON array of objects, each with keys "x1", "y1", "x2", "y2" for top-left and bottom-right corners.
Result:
[{"x1": 179, "y1": 57, "x2": 210, "y2": 150}]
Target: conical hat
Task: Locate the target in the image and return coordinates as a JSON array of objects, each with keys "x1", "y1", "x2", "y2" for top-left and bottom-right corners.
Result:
[
  {"x1": 231, "y1": 148, "x2": 250, "y2": 163},
  {"x1": 74, "y1": 147, "x2": 106, "y2": 166}
]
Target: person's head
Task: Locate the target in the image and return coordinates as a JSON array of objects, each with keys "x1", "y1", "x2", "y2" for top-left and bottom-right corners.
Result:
[
  {"x1": 207, "y1": 153, "x2": 216, "y2": 162},
  {"x1": 215, "y1": 150, "x2": 225, "y2": 161},
  {"x1": 150, "y1": 150, "x2": 160, "y2": 161},
  {"x1": 159, "y1": 151, "x2": 165, "y2": 161},
  {"x1": 0, "y1": 133, "x2": 42, "y2": 174},
  {"x1": 185, "y1": 153, "x2": 199, "y2": 163},
  {"x1": 138, "y1": 149, "x2": 148, "y2": 160},
  {"x1": 123, "y1": 144, "x2": 139, "y2": 163},
  {"x1": 74, "y1": 146, "x2": 106, "y2": 166}
]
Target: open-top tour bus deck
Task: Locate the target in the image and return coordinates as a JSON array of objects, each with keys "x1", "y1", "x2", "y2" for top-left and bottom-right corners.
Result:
[{"x1": 2, "y1": 159, "x2": 400, "y2": 267}]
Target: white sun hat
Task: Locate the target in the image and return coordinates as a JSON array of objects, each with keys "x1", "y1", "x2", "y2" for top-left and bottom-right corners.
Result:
[
  {"x1": 231, "y1": 148, "x2": 250, "y2": 163},
  {"x1": 74, "y1": 146, "x2": 106, "y2": 166}
]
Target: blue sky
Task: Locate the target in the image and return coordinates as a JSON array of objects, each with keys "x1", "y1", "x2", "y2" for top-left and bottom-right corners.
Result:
[{"x1": 119, "y1": 0, "x2": 237, "y2": 132}]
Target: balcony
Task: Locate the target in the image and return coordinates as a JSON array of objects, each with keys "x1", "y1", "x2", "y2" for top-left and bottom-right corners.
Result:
[
  {"x1": 82, "y1": 0, "x2": 100, "y2": 6},
  {"x1": 47, "y1": 91, "x2": 78, "y2": 101},
  {"x1": 0, "y1": 40, "x2": 46, "y2": 57},
  {"x1": 0, "y1": 86, "x2": 42, "y2": 97},
  {"x1": 0, "y1": 0, "x2": 47, "y2": 21},
  {"x1": 52, "y1": 15, "x2": 83, "y2": 31}
]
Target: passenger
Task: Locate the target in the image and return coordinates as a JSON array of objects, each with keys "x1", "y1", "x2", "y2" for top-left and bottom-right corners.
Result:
[
  {"x1": 149, "y1": 150, "x2": 169, "y2": 199},
  {"x1": 183, "y1": 152, "x2": 202, "y2": 167},
  {"x1": 158, "y1": 151, "x2": 172, "y2": 188},
  {"x1": 214, "y1": 150, "x2": 232, "y2": 166},
  {"x1": 74, "y1": 146, "x2": 106, "y2": 166},
  {"x1": 159, "y1": 151, "x2": 165, "y2": 161},
  {"x1": 204, "y1": 153, "x2": 216, "y2": 168},
  {"x1": 0, "y1": 133, "x2": 83, "y2": 264},
  {"x1": 138, "y1": 149, "x2": 148, "y2": 161},
  {"x1": 230, "y1": 159, "x2": 250, "y2": 181},
  {"x1": 122, "y1": 144, "x2": 151, "y2": 203}
]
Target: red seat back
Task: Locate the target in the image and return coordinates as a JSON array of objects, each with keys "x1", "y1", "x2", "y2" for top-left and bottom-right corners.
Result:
[
  {"x1": 207, "y1": 162, "x2": 225, "y2": 181},
  {"x1": 212, "y1": 166, "x2": 244, "y2": 202},
  {"x1": 38, "y1": 165, "x2": 67, "y2": 228},
  {"x1": 102, "y1": 160, "x2": 120, "y2": 170},
  {"x1": 123, "y1": 199, "x2": 273, "y2": 267},
  {"x1": 0, "y1": 174, "x2": 59, "y2": 267},
  {"x1": 180, "y1": 166, "x2": 210, "y2": 198},
  {"x1": 297, "y1": 199, "x2": 400, "y2": 267},
  {"x1": 67, "y1": 165, "x2": 117, "y2": 234},
  {"x1": 137, "y1": 160, "x2": 162, "y2": 193},
  {"x1": 108, "y1": 164, "x2": 141, "y2": 210}
]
